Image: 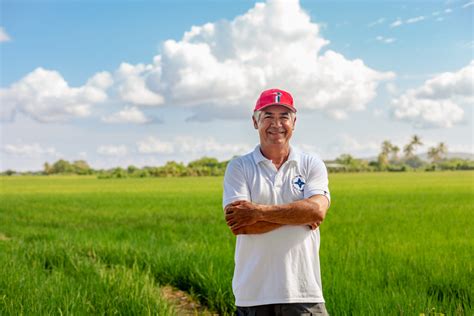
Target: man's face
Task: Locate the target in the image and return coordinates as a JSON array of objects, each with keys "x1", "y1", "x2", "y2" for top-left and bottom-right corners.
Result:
[{"x1": 253, "y1": 105, "x2": 296, "y2": 146}]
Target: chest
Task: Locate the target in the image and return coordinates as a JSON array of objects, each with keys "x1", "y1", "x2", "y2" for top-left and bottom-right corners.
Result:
[{"x1": 247, "y1": 162, "x2": 307, "y2": 205}]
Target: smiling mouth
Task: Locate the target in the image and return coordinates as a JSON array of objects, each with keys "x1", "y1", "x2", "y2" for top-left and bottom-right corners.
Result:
[{"x1": 268, "y1": 131, "x2": 285, "y2": 136}]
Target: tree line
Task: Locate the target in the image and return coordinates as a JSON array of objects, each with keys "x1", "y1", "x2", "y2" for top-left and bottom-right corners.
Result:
[
  {"x1": 39, "y1": 157, "x2": 228, "y2": 178},
  {"x1": 1, "y1": 136, "x2": 472, "y2": 177},
  {"x1": 328, "y1": 135, "x2": 473, "y2": 173}
]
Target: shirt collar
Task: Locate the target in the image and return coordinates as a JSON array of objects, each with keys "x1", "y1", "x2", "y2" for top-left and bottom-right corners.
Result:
[{"x1": 252, "y1": 145, "x2": 299, "y2": 165}]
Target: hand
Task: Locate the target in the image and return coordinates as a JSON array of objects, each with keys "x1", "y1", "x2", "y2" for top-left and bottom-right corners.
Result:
[
  {"x1": 307, "y1": 221, "x2": 321, "y2": 230},
  {"x1": 230, "y1": 225, "x2": 247, "y2": 236},
  {"x1": 225, "y1": 200, "x2": 262, "y2": 232}
]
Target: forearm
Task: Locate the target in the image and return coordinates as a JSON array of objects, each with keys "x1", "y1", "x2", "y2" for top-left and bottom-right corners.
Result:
[
  {"x1": 224, "y1": 196, "x2": 328, "y2": 233},
  {"x1": 258, "y1": 197, "x2": 327, "y2": 226},
  {"x1": 239, "y1": 221, "x2": 284, "y2": 235}
]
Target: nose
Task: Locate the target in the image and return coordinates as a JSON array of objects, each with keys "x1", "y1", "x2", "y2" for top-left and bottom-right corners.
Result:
[{"x1": 270, "y1": 117, "x2": 283, "y2": 127}]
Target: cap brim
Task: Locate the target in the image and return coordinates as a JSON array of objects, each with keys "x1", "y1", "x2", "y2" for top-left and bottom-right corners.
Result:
[{"x1": 257, "y1": 103, "x2": 297, "y2": 113}]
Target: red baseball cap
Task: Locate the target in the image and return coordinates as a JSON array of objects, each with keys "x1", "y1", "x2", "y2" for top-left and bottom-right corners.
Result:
[{"x1": 254, "y1": 88, "x2": 296, "y2": 113}]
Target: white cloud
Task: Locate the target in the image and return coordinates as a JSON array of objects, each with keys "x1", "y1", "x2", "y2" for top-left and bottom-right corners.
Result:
[
  {"x1": 0, "y1": 68, "x2": 112, "y2": 122},
  {"x1": 2, "y1": 0, "x2": 394, "y2": 123},
  {"x1": 392, "y1": 97, "x2": 464, "y2": 128},
  {"x1": 2, "y1": 143, "x2": 59, "y2": 156},
  {"x1": 368, "y1": 18, "x2": 385, "y2": 27},
  {"x1": 436, "y1": 17, "x2": 445, "y2": 22},
  {"x1": 448, "y1": 143, "x2": 474, "y2": 154},
  {"x1": 432, "y1": 11, "x2": 440, "y2": 16},
  {"x1": 0, "y1": 27, "x2": 11, "y2": 42},
  {"x1": 175, "y1": 136, "x2": 251, "y2": 156},
  {"x1": 144, "y1": 0, "x2": 394, "y2": 120},
  {"x1": 463, "y1": 1, "x2": 474, "y2": 8},
  {"x1": 391, "y1": 15, "x2": 426, "y2": 28},
  {"x1": 390, "y1": 19, "x2": 403, "y2": 27},
  {"x1": 97, "y1": 145, "x2": 128, "y2": 156},
  {"x1": 391, "y1": 61, "x2": 474, "y2": 128},
  {"x1": 406, "y1": 16, "x2": 425, "y2": 24},
  {"x1": 136, "y1": 135, "x2": 251, "y2": 158},
  {"x1": 376, "y1": 36, "x2": 396, "y2": 44},
  {"x1": 114, "y1": 62, "x2": 164, "y2": 106},
  {"x1": 327, "y1": 109, "x2": 348, "y2": 120},
  {"x1": 87, "y1": 71, "x2": 113, "y2": 90},
  {"x1": 326, "y1": 134, "x2": 379, "y2": 158},
  {"x1": 102, "y1": 106, "x2": 152, "y2": 124},
  {"x1": 444, "y1": 8, "x2": 452, "y2": 13},
  {"x1": 373, "y1": 108, "x2": 384, "y2": 117},
  {"x1": 297, "y1": 143, "x2": 318, "y2": 153},
  {"x1": 460, "y1": 40, "x2": 474, "y2": 49},
  {"x1": 385, "y1": 82, "x2": 398, "y2": 95},
  {"x1": 137, "y1": 136, "x2": 174, "y2": 154}
]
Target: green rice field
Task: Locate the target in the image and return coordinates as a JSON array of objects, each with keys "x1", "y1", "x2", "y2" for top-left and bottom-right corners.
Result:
[{"x1": 0, "y1": 172, "x2": 473, "y2": 315}]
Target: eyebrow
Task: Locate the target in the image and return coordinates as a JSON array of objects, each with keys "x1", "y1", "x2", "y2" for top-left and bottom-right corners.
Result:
[{"x1": 263, "y1": 111, "x2": 290, "y2": 116}]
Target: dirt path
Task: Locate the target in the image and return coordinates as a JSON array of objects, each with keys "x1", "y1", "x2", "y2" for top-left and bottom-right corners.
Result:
[{"x1": 160, "y1": 285, "x2": 219, "y2": 315}]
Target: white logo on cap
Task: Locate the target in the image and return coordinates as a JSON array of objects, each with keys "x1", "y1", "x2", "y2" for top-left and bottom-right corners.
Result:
[{"x1": 275, "y1": 92, "x2": 282, "y2": 103}]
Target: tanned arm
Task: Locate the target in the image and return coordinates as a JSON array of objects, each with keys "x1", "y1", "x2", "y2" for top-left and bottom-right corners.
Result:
[
  {"x1": 258, "y1": 195, "x2": 329, "y2": 225},
  {"x1": 232, "y1": 221, "x2": 284, "y2": 235},
  {"x1": 225, "y1": 195, "x2": 329, "y2": 234},
  {"x1": 225, "y1": 204, "x2": 283, "y2": 235}
]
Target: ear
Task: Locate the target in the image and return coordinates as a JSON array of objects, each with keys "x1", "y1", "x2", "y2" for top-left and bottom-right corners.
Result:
[
  {"x1": 293, "y1": 116, "x2": 297, "y2": 130},
  {"x1": 252, "y1": 116, "x2": 258, "y2": 129}
]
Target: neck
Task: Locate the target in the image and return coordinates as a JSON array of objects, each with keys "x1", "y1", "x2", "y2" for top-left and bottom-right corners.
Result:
[{"x1": 260, "y1": 144, "x2": 290, "y2": 170}]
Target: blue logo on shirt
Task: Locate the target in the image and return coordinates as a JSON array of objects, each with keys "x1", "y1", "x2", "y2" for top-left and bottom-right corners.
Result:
[{"x1": 292, "y1": 175, "x2": 305, "y2": 191}]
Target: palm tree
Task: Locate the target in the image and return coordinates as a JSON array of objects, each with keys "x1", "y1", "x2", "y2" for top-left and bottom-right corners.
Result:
[
  {"x1": 404, "y1": 135, "x2": 423, "y2": 159},
  {"x1": 403, "y1": 143, "x2": 414, "y2": 158},
  {"x1": 377, "y1": 153, "x2": 389, "y2": 170},
  {"x1": 381, "y1": 140, "x2": 393, "y2": 155},
  {"x1": 411, "y1": 135, "x2": 423, "y2": 147},
  {"x1": 378, "y1": 140, "x2": 394, "y2": 170},
  {"x1": 437, "y1": 142, "x2": 448, "y2": 159},
  {"x1": 391, "y1": 145, "x2": 400, "y2": 162},
  {"x1": 427, "y1": 143, "x2": 448, "y2": 163},
  {"x1": 427, "y1": 147, "x2": 440, "y2": 163},
  {"x1": 43, "y1": 162, "x2": 52, "y2": 175}
]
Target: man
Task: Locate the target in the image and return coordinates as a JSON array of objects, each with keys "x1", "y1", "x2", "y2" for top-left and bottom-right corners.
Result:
[{"x1": 223, "y1": 88, "x2": 331, "y2": 316}]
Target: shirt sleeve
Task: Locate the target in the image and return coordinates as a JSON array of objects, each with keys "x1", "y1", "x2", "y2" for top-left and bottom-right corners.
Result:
[
  {"x1": 303, "y1": 156, "x2": 331, "y2": 207},
  {"x1": 222, "y1": 158, "x2": 251, "y2": 209}
]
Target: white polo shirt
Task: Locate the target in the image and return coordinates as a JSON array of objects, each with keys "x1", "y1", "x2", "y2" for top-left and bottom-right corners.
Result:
[{"x1": 223, "y1": 145, "x2": 331, "y2": 307}]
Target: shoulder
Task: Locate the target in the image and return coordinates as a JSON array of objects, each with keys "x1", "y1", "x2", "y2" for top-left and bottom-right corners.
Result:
[
  {"x1": 225, "y1": 151, "x2": 254, "y2": 171},
  {"x1": 294, "y1": 147, "x2": 326, "y2": 169}
]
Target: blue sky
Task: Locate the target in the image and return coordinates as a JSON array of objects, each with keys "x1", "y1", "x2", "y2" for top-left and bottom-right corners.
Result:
[{"x1": 1, "y1": 0, "x2": 473, "y2": 171}]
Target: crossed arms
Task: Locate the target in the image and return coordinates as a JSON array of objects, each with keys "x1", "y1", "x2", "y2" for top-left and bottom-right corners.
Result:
[{"x1": 224, "y1": 195, "x2": 329, "y2": 235}]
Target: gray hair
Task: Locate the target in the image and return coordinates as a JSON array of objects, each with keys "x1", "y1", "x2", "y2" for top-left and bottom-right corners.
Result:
[
  {"x1": 253, "y1": 110, "x2": 296, "y2": 124},
  {"x1": 253, "y1": 110, "x2": 262, "y2": 122}
]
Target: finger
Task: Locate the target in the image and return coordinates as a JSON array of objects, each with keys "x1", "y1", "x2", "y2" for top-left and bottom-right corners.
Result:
[
  {"x1": 231, "y1": 222, "x2": 244, "y2": 231},
  {"x1": 231, "y1": 228, "x2": 240, "y2": 236},
  {"x1": 234, "y1": 204, "x2": 249, "y2": 211}
]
